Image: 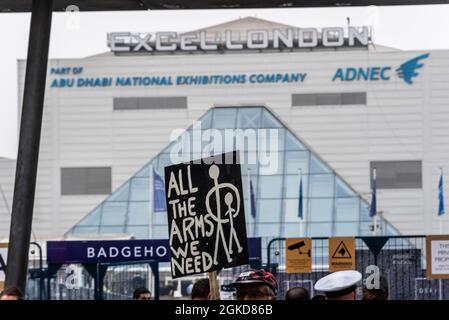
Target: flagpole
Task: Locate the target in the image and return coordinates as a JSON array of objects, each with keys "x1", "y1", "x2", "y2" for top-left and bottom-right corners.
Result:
[
  {"x1": 298, "y1": 169, "x2": 304, "y2": 237},
  {"x1": 439, "y1": 167, "x2": 444, "y2": 234},
  {"x1": 149, "y1": 166, "x2": 154, "y2": 239},
  {"x1": 438, "y1": 167, "x2": 444, "y2": 300},
  {"x1": 373, "y1": 215, "x2": 377, "y2": 236},
  {"x1": 247, "y1": 168, "x2": 255, "y2": 237},
  {"x1": 371, "y1": 168, "x2": 377, "y2": 236}
]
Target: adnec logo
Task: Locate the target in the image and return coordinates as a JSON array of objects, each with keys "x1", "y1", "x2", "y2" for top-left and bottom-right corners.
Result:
[{"x1": 332, "y1": 53, "x2": 430, "y2": 85}]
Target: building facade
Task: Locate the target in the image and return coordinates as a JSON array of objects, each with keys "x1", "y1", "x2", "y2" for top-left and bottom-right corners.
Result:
[{"x1": 0, "y1": 17, "x2": 448, "y2": 239}]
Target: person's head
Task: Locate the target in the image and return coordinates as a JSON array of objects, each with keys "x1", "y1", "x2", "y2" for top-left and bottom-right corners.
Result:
[
  {"x1": 191, "y1": 278, "x2": 210, "y2": 300},
  {"x1": 285, "y1": 287, "x2": 310, "y2": 300},
  {"x1": 229, "y1": 270, "x2": 277, "y2": 300},
  {"x1": 0, "y1": 286, "x2": 24, "y2": 300},
  {"x1": 133, "y1": 287, "x2": 151, "y2": 300},
  {"x1": 314, "y1": 270, "x2": 362, "y2": 300},
  {"x1": 363, "y1": 276, "x2": 389, "y2": 300}
]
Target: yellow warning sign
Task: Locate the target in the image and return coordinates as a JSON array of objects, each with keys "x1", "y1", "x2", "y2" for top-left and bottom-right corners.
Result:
[
  {"x1": 329, "y1": 237, "x2": 355, "y2": 272},
  {"x1": 286, "y1": 238, "x2": 312, "y2": 273}
]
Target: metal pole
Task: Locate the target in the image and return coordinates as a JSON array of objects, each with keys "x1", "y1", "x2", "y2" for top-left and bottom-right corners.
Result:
[
  {"x1": 30, "y1": 242, "x2": 43, "y2": 300},
  {"x1": 5, "y1": 0, "x2": 53, "y2": 294}
]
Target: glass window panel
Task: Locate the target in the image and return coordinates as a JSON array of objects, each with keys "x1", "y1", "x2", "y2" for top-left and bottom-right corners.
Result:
[
  {"x1": 257, "y1": 199, "x2": 282, "y2": 223},
  {"x1": 130, "y1": 178, "x2": 150, "y2": 201},
  {"x1": 78, "y1": 206, "x2": 102, "y2": 227},
  {"x1": 259, "y1": 152, "x2": 284, "y2": 175},
  {"x1": 335, "y1": 198, "x2": 360, "y2": 222},
  {"x1": 128, "y1": 202, "x2": 150, "y2": 225},
  {"x1": 310, "y1": 155, "x2": 331, "y2": 174},
  {"x1": 309, "y1": 198, "x2": 333, "y2": 222},
  {"x1": 87, "y1": 167, "x2": 111, "y2": 194},
  {"x1": 108, "y1": 182, "x2": 130, "y2": 202},
  {"x1": 285, "y1": 151, "x2": 309, "y2": 175},
  {"x1": 153, "y1": 225, "x2": 169, "y2": 239},
  {"x1": 342, "y1": 92, "x2": 366, "y2": 105},
  {"x1": 261, "y1": 110, "x2": 282, "y2": 128},
  {"x1": 223, "y1": 129, "x2": 239, "y2": 153},
  {"x1": 126, "y1": 226, "x2": 148, "y2": 239},
  {"x1": 285, "y1": 131, "x2": 306, "y2": 151},
  {"x1": 335, "y1": 177, "x2": 355, "y2": 198},
  {"x1": 258, "y1": 128, "x2": 284, "y2": 152},
  {"x1": 212, "y1": 108, "x2": 237, "y2": 129},
  {"x1": 259, "y1": 175, "x2": 283, "y2": 198},
  {"x1": 335, "y1": 222, "x2": 359, "y2": 236},
  {"x1": 99, "y1": 226, "x2": 126, "y2": 234},
  {"x1": 385, "y1": 223, "x2": 399, "y2": 236},
  {"x1": 370, "y1": 160, "x2": 422, "y2": 189},
  {"x1": 198, "y1": 110, "x2": 212, "y2": 129},
  {"x1": 292, "y1": 93, "x2": 317, "y2": 106},
  {"x1": 101, "y1": 202, "x2": 127, "y2": 226},
  {"x1": 316, "y1": 93, "x2": 342, "y2": 105},
  {"x1": 284, "y1": 174, "x2": 309, "y2": 198},
  {"x1": 240, "y1": 152, "x2": 259, "y2": 175},
  {"x1": 135, "y1": 164, "x2": 150, "y2": 177},
  {"x1": 234, "y1": 129, "x2": 258, "y2": 152},
  {"x1": 283, "y1": 223, "x2": 304, "y2": 238},
  {"x1": 71, "y1": 226, "x2": 100, "y2": 234},
  {"x1": 257, "y1": 223, "x2": 281, "y2": 237},
  {"x1": 153, "y1": 211, "x2": 168, "y2": 225},
  {"x1": 310, "y1": 174, "x2": 334, "y2": 198},
  {"x1": 359, "y1": 202, "x2": 371, "y2": 221},
  {"x1": 241, "y1": 174, "x2": 258, "y2": 200},
  {"x1": 359, "y1": 221, "x2": 371, "y2": 235},
  {"x1": 284, "y1": 199, "x2": 308, "y2": 222},
  {"x1": 200, "y1": 129, "x2": 227, "y2": 155},
  {"x1": 61, "y1": 167, "x2": 87, "y2": 195},
  {"x1": 237, "y1": 108, "x2": 261, "y2": 129},
  {"x1": 308, "y1": 222, "x2": 332, "y2": 237},
  {"x1": 156, "y1": 153, "x2": 175, "y2": 177}
]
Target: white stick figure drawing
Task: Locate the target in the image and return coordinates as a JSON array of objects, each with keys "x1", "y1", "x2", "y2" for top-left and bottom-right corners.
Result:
[
  {"x1": 224, "y1": 192, "x2": 243, "y2": 256},
  {"x1": 205, "y1": 165, "x2": 242, "y2": 265}
]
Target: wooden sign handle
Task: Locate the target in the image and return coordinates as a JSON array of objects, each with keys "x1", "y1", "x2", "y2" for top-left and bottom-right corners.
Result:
[{"x1": 208, "y1": 271, "x2": 220, "y2": 300}]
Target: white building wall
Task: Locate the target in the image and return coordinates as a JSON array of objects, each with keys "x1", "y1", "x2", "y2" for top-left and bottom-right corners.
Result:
[{"x1": 1, "y1": 47, "x2": 448, "y2": 238}]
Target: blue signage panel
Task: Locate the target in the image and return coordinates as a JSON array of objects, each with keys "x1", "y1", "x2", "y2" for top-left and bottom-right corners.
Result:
[{"x1": 47, "y1": 237, "x2": 262, "y2": 265}]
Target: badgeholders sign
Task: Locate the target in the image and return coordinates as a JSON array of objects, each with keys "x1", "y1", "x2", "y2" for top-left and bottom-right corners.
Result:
[{"x1": 165, "y1": 151, "x2": 248, "y2": 278}]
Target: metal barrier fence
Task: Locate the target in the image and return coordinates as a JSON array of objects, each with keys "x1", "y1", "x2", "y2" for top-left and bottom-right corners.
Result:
[
  {"x1": 23, "y1": 236, "x2": 449, "y2": 300},
  {"x1": 266, "y1": 236, "x2": 449, "y2": 300}
]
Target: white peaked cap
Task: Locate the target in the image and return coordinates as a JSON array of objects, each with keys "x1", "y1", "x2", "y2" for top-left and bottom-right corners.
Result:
[{"x1": 314, "y1": 270, "x2": 362, "y2": 292}]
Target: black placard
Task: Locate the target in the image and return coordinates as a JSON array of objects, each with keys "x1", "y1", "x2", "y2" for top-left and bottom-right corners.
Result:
[{"x1": 165, "y1": 151, "x2": 248, "y2": 278}]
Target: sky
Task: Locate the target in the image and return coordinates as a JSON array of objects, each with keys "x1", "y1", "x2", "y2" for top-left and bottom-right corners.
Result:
[{"x1": 1, "y1": 4, "x2": 449, "y2": 159}]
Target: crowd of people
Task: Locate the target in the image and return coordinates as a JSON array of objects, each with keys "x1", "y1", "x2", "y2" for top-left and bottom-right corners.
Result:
[
  {"x1": 0, "y1": 269, "x2": 388, "y2": 301},
  {"x1": 190, "y1": 269, "x2": 389, "y2": 301}
]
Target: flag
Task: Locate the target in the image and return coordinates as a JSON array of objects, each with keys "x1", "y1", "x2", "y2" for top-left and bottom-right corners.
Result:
[
  {"x1": 153, "y1": 167, "x2": 167, "y2": 213},
  {"x1": 298, "y1": 173, "x2": 303, "y2": 219},
  {"x1": 369, "y1": 168, "x2": 377, "y2": 218},
  {"x1": 439, "y1": 170, "x2": 445, "y2": 216},
  {"x1": 248, "y1": 170, "x2": 256, "y2": 219}
]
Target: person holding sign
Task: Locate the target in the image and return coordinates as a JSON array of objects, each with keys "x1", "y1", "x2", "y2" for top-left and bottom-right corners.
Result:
[
  {"x1": 165, "y1": 152, "x2": 248, "y2": 278},
  {"x1": 229, "y1": 270, "x2": 277, "y2": 300},
  {"x1": 165, "y1": 151, "x2": 249, "y2": 300}
]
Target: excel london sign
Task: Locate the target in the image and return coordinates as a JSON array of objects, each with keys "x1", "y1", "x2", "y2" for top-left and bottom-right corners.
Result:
[{"x1": 108, "y1": 26, "x2": 370, "y2": 53}]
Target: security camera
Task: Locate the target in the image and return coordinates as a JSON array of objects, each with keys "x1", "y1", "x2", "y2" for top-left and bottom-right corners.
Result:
[{"x1": 288, "y1": 240, "x2": 311, "y2": 257}]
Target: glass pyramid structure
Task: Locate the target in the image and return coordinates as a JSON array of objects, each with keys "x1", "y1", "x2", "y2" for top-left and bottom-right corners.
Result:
[{"x1": 67, "y1": 106, "x2": 400, "y2": 239}]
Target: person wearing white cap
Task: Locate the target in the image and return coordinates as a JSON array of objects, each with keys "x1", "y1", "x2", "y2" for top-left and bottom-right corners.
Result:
[{"x1": 314, "y1": 270, "x2": 362, "y2": 300}]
